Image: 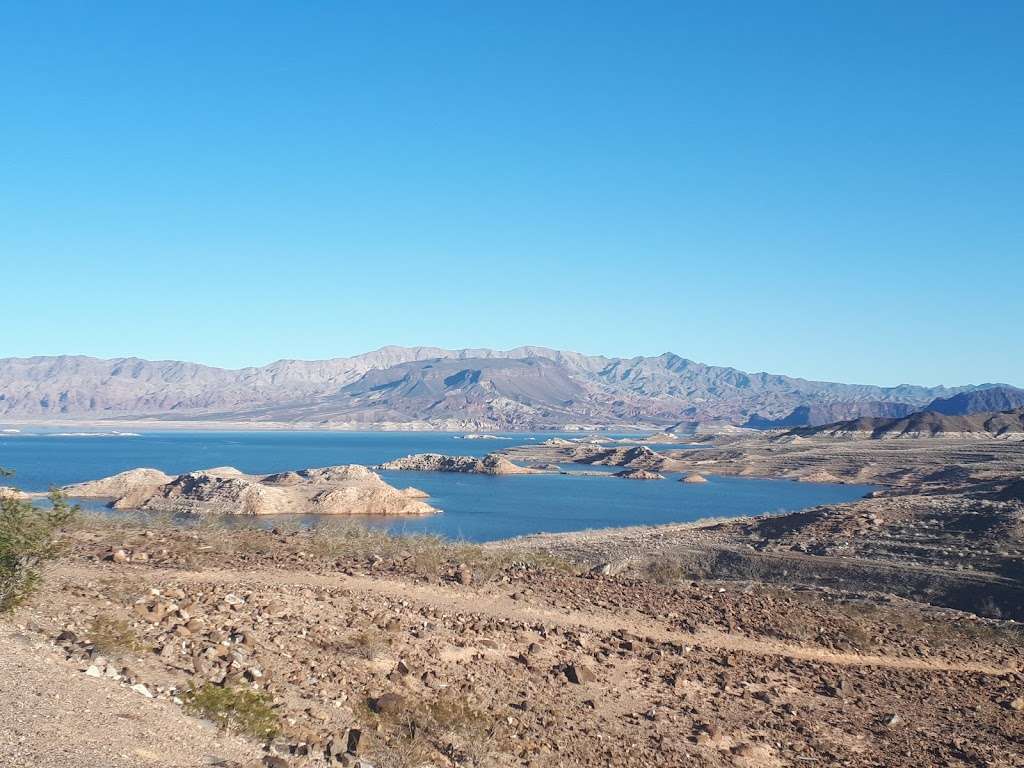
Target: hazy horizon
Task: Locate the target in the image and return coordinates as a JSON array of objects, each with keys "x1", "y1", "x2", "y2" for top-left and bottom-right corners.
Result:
[{"x1": 1, "y1": 344, "x2": 1017, "y2": 391}]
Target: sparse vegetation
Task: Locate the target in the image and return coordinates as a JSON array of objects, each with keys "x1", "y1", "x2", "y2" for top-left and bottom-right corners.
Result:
[
  {"x1": 338, "y1": 629, "x2": 386, "y2": 660},
  {"x1": 0, "y1": 468, "x2": 78, "y2": 612},
  {"x1": 67, "y1": 513, "x2": 582, "y2": 586},
  {"x1": 181, "y1": 682, "x2": 279, "y2": 739},
  {"x1": 87, "y1": 614, "x2": 146, "y2": 655},
  {"x1": 373, "y1": 729, "x2": 434, "y2": 768},
  {"x1": 365, "y1": 692, "x2": 501, "y2": 768},
  {"x1": 641, "y1": 557, "x2": 687, "y2": 584},
  {"x1": 424, "y1": 694, "x2": 499, "y2": 767}
]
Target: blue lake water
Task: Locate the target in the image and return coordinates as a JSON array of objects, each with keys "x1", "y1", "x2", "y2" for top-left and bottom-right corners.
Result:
[{"x1": 0, "y1": 431, "x2": 874, "y2": 542}]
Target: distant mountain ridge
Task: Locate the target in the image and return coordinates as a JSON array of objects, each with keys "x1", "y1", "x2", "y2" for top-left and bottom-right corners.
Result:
[
  {"x1": 743, "y1": 401, "x2": 919, "y2": 429},
  {"x1": 784, "y1": 407, "x2": 1024, "y2": 439},
  {"x1": 925, "y1": 385, "x2": 1024, "y2": 416},
  {"x1": 0, "y1": 347, "x2": 1009, "y2": 430}
]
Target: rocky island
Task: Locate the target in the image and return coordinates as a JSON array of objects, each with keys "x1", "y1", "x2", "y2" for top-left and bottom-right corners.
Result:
[
  {"x1": 376, "y1": 452, "x2": 540, "y2": 475},
  {"x1": 614, "y1": 468, "x2": 665, "y2": 480},
  {"x1": 64, "y1": 464, "x2": 437, "y2": 516}
]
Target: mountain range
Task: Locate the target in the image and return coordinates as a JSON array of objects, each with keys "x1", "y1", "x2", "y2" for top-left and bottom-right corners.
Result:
[
  {"x1": 0, "y1": 347, "x2": 1013, "y2": 430},
  {"x1": 925, "y1": 386, "x2": 1024, "y2": 416},
  {"x1": 784, "y1": 407, "x2": 1024, "y2": 439}
]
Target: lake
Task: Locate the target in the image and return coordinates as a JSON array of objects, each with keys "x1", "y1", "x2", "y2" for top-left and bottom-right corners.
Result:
[{"x1": 0, "y1": 430, "x2": 874, "y2": 542}]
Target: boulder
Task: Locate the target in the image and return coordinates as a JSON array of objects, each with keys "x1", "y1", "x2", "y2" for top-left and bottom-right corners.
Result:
[
  {"x1": 370, "y1": 693, "x2": 407, "y2": 716},
  {"x1": 565, "y1": 664, "x2": 597, "y2": 684}
]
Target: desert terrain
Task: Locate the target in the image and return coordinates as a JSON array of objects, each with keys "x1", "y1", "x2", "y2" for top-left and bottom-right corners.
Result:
[{"x1": 3, "y1": 426, "x2": 1024, "y2": 767}]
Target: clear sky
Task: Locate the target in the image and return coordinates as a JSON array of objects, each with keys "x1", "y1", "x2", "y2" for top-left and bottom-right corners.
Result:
[{"x1": 2, "y1": 2, "x2": 1021, "y2": 387}]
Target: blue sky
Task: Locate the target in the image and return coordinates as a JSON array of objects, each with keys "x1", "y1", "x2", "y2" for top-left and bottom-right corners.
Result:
[{"x1": 2, "y1": 2, "x2": 1021, "y2": 386}]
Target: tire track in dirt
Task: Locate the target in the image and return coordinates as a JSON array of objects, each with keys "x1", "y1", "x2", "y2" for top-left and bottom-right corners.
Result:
[{"x1": 56, "y1": 564, "x2": 1017, "y2": 676}]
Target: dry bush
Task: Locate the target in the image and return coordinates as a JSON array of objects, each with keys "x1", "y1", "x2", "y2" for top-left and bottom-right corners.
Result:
[
  {"x1": 424, "y1": 695, "x2": 499, "y2": 767},
  {"x1": 308, "y1": 521, "x2": 578, "y2": 583},
  {"x1": 87, "y1": 614, "x2": 146, "y2": 655},
  {"x1": 308, "y1": 521, "x2": 447, "y2": 564},
  {"x1": 339, "y1": 630, "x2": 386, "y2": 660},
  {"x1": 459, "y1": 546, "x2": 580, "y2": 584},
  {"x1": 641, "y1": 558, "x2": 687, "y2": 584},
  {"x1": 73, "y1": 512, "x2": 580, "y2": 585},
  {"x1": 372, "y1": 730, "x2": 434, "y2": 768},
  {"x1": 367, "y1": 692, "x2": 501, "y2": 768},
  {"x1": 200, "y1": 522, "x2": 274, "y2": 559}
]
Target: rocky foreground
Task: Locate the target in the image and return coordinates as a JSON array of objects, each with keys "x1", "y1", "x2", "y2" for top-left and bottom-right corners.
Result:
[
  {"x1": 3, "y1": 518, "x2": 1023, "y2": 768},
  {"x1": 64, "y1": 465, "x2": 436, "y2": 517}
]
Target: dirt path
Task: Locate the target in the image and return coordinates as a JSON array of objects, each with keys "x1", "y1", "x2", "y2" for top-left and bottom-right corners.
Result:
[
  {"x1": 56, "y1": 563, "x2": 1016, "y2": 676},
  {"x1": 0, "y1": 624, "x2": 260, "y2": 768}
]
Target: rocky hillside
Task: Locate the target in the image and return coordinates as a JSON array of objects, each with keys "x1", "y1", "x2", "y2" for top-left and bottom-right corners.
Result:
[
  {"x1": 784, "y1": 407, "x2": 1024, "y2": 439},
  {"x1": 743, "y1": 401, "x2": 918, "y2": 429},
  {"x1": 925, "y1": 385, "x2": 1024, "y2": 415},
  {"x1": 0, "y1": 347, "x2": 1008, "y2": 429}
]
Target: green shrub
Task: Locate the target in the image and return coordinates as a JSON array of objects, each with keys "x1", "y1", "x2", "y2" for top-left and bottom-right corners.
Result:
[
  {"x1": 181, "y1": 682, "x2": 279, "y2": 739},
  {"x1": 0, "y1": 469, "x2": 78, "y2": 612}
]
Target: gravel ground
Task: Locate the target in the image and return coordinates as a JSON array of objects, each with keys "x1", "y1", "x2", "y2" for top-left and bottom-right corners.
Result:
[{"x1": 0, "y1": 624, "x2": 260, "y2": 768}]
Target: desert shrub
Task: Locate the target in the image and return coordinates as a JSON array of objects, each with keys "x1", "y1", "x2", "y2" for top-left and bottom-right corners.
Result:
[
  {"x1": 641, "y1": 558, "x2": 687, "y2": 584},
  {"x1": 372, "y1": 730, "x2": 434, "y2": 768},
  {"x1": 339, "y1": 629, "x2": 386, "y2": 660},
  {"x1": 975, "y1": 596, "x2": 1004, "y2": 620},
  {"x1": 0, "y1": 469, "x2": 78, "y2": 612},
  {"x1": 309, "y1": 521, "x2": 449, "y2": 567},
  {"x1": 181, "y1": 682, "x2": 279, "y2": 739},
  {"x1": 308, "y1": 521, "x2": 578, "y2": 582},
  {"x1": 367, "y1": 693, "x2": 499, "y2": 768},
  {"x1": 837, "y1": 622, "x2": 873, "y2": 650},
  {"x1": 87, "y1": 614, "x2": 146, "y2": 655},
  {"x1": 423, "y1": 695, "x2": 498, "y2": 767},
  {"x1": 459, "y1": 546, "x2": 580, "y2": 584}
]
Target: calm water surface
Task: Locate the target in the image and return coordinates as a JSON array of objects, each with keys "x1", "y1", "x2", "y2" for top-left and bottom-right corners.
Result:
[{"x1": 0, "y1": 430, "x2": 874, "y2": 542}]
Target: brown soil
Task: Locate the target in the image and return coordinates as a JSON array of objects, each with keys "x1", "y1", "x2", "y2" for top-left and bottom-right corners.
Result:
[{"x1": 3, "y1": 518, "x2": 1023, "y2": 768}]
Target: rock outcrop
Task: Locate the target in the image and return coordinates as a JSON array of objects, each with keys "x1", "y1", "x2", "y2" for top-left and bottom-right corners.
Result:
[
  {"x1": 575, "y1": 445, "x2": 686, "y2": 472},
  {"x1": 0, "y1": 486, "x2": 29, "y2": 500},
  {"x1": 64, "y1": 468, "x2": 175, "y2": 509},
  {"x1": 680, "y1": 473, "x2": 709, "y2": 484},
  {"x1": 64, "y1": 465, "x2": 436, "y2": 516},
  {"x1": 377, "y1": 453, "x2": 539, "y2": 475},
  {"x1": 614, "y1": 469, "x2": 665, "y2": 480}
]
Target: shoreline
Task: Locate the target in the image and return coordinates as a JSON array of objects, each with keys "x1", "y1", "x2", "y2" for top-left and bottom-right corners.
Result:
[{"x1": 0, "y1": 418, "x2": 671, "y2": 433}]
